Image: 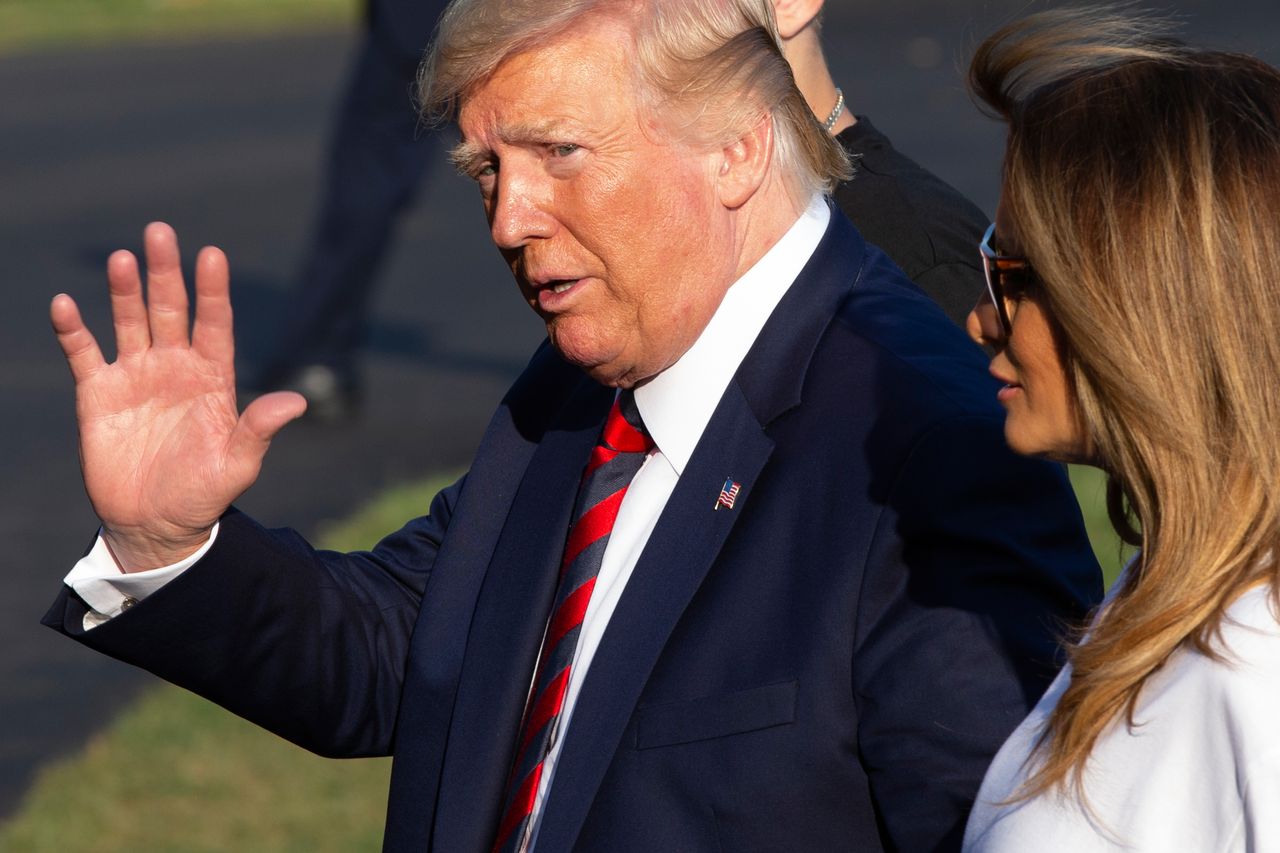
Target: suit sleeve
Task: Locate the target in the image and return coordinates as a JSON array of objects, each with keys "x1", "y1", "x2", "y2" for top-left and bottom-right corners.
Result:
[
  {"x1": 852, "y1": 415, "x2": 1102, "y2": 852},
  {"x1": 912, "y1": 261, "x2": 986, "y2": 330},
  {"x1": 41, "y1": 475, "x2": 466, "y2": 759}
]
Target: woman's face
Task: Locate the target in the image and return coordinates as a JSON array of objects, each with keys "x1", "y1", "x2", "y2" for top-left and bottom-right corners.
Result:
[{"x1": 967, "y1": 198, "x2": 1089, "y2": 462}]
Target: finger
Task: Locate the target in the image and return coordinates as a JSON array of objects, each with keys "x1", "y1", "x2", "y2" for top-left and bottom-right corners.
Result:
[
  {"x1": 190, "y1": 245, "x2": 234, "y2": 364},
  {"x1": 143, "y1": 222, "x2": 191, "y2": 349},
  {"x1": 107, "y1": 249, "x2": 150, "y2": 357},
  {"x1": 50, "y1": 293, "x2": 107, "y2": 383},
  {"x1": 227, "y1": 391, "x2": 308, "y2": 478}
]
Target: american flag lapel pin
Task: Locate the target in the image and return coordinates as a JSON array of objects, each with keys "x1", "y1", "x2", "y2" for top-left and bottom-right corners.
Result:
[{"x1": 714, "y1": 477, "x2": 741, "y2": 511}]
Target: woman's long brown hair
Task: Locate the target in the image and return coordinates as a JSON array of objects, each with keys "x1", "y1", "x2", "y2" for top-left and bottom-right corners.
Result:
[{"x1": 970, "y1": 5, "x2": 1280, "y2": 803}]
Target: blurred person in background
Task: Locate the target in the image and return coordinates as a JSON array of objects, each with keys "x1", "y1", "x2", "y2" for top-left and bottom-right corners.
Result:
[
  {"x1": 253, "y1": 0, "x2": 447, "y2": 419},
  {"x1": 964, "y1": 8, "x2": 1280, "y2": 851},
  {"x1": 775, "y1": 0, "x2": 987, "y2": 325}
]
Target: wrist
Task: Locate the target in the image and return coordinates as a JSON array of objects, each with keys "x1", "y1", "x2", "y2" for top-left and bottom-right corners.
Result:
[{"x1": 101, "y1": 526, "x2": 213, "y2": 573}]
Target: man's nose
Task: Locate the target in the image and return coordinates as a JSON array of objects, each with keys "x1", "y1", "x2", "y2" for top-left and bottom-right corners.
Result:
[
  {"x1": 489, "y1": 167, "x2": 555, "y2": 250},
  {"x1": 967, "y1": 297, "x2": 1004, "y2": 349}
]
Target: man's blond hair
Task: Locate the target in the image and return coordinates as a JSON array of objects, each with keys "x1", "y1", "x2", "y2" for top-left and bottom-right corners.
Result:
[{"x1": 418, "y1": 0, "x2": 850, "y2": 200}]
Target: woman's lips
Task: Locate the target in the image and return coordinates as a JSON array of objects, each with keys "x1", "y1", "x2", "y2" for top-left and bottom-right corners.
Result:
[{"x1": 996, "y1": 383, "x2": 1022, "y2": 404}]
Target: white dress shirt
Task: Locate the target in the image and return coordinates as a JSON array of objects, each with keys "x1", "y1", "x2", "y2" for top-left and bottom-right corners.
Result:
[
  {"x1": 964, "y1": 582, "x2": 1280, "y2": 853},
  {"x1": 65, "y1": 195, "x2": 832, "y2": 850}
]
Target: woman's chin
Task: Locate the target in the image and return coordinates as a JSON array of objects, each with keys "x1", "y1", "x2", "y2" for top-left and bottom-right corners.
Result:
[{"x1": 1003, "y1": 419, "x2": 1092, "y2": 464}]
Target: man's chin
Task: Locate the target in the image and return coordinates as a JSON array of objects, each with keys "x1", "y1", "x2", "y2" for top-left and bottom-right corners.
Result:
[
  {"x1": 550, "y1": 342, "x2": 632, "y2": 389},
  {"x1": 574, "y1": 358, "x2": 633, "y2": 389}
]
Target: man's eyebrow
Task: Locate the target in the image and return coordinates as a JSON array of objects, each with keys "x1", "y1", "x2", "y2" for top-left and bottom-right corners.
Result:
[
  {"x1": 451, "y1": 120, "x2": 578, "y2": 173},
  {"x1": 449, "y1": 139, "x2": 488, "y2": 175}
]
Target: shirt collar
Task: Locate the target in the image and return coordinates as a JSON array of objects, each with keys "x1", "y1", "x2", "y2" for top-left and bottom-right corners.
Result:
[{"x1": 633, "y1": 194, "x2": 829, "y2": 475}]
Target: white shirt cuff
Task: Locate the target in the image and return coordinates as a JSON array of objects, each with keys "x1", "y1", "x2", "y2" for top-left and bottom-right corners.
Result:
[{"x1": 64, "y1": 523, "x2": 220, "y2": 630}]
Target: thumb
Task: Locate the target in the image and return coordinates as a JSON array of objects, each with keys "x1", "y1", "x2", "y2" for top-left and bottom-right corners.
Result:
[{"x1": 227, "y1": 391, "x2": 308, "y2": 473}]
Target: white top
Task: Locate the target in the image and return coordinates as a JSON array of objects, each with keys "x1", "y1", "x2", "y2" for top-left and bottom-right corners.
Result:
[
  {"x1": 964, "y1": 583, "x2": 1280, "y2": 853},
  {"x1": 64, "y1": 195, "x2": 833, "y2": 852}
]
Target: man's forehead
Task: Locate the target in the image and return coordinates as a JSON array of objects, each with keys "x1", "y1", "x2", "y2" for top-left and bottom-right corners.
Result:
[
  {"x1": 457, "y1": 85, "x2": 609, "y2": 141},
  {"x1": 498, "y1": 118, "x2": 581, "y2": 143},
  {"x1": 458, "y1": 13, "x2": 638, "y2": 110},
  {"x1": 456, "y1": 26, "x2": 642, "y2": 144}
]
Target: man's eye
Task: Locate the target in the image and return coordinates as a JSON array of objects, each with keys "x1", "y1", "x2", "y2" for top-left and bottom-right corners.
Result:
[
  {"x1": 476, "y1": 163, "x2": 497, "y2": 178},
  {"x1": 550, "y1": 144, "x2": 580, "y2": 157}
]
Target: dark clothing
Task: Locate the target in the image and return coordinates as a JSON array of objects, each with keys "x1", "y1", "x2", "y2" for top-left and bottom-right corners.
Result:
[
  {"x1": 48, "y1": 210, "x2": 1102, "y2": 853},
  {"x1": 261, "y1": 0, "x2": 447, "y2": 386},
  {"x1": 366, "y1": 0, "x2": 444, "y2": 70},
  {"x1": 835, "y1": 116, "x2": 989, "y2": 326}
]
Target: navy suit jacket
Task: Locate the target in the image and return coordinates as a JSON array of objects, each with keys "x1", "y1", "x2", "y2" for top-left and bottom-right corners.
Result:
[{"x1": 46, "y1": 210, "x2": 1101, "y2": 852}]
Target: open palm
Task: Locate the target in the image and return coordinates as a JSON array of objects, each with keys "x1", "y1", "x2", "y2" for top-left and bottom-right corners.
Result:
[{"x1": 51, "y1": 223, "x2": 306, "y2": 570}]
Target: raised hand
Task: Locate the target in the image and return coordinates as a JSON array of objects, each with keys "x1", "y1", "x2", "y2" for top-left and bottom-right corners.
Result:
[{"x1": 51, "y1": 223, "x2": 307, "y2": 571}]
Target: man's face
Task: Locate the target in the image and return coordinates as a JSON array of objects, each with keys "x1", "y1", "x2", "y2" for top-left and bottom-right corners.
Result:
[{"x1": 455, "y1": 15, "x2": 738, "y2": 387}]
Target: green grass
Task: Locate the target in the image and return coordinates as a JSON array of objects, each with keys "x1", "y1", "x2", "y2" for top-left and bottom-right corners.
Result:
[
  {"x1": 1068, "y1": 464, "x2": 1135, "y2": 588},
  {"x1": 0, "y1": 688, "x2": 390, "y2": 852},
  {"x1": 0, "y1": 473, "x2": 456, "y2": 853},
  {"x1": 0, "y1": 0, "x2": 359, "y2": 55},
  {"x1": 1, "y1": 468, "x2": 1123, "y2": 850}
]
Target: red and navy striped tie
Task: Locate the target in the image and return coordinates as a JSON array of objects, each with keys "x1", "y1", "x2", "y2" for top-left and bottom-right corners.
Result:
[{"x1": 492, "y1": 391, "x2": 654, "y2": 853}]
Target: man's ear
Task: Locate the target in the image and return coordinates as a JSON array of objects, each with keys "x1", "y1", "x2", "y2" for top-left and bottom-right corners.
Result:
[
  {"x1": 716, "y1": 115, "x2": 774, "y2": 210},
  {"x1": 772, "y1": 0, "x2": 824, "y2": 41}
]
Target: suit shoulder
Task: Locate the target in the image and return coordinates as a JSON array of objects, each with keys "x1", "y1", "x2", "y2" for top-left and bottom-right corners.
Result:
[{"x1": 820, "y1": 251, "x2": 1001, "y2": 424}]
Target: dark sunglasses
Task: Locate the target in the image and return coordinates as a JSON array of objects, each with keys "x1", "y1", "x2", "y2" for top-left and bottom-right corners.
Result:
[{"x1": 979, "y1": 223, "x2": 1038, "y2": 336}]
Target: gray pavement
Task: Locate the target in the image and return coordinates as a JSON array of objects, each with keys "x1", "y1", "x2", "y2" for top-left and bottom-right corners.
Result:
[{"x1": 2, "y1": 0, "x2": 1277, "y2": 823}]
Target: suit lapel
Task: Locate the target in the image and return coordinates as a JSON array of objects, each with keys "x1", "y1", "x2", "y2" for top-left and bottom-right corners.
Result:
[
  {"x1": 430, "y1": 376, "x2": 615, "y2": 853},
  {"x1": 531, "y1": 207, "x2": 869, "y2": 851},
  {"x1": 533, "y1": 380, "x2": 774, "y2": 851}
]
